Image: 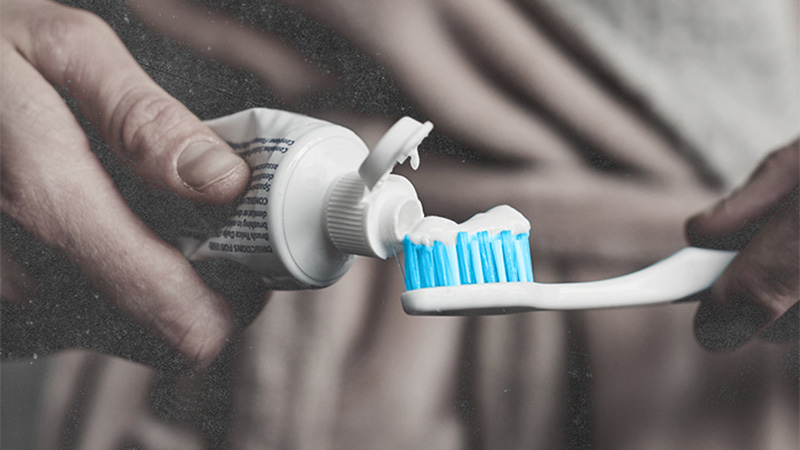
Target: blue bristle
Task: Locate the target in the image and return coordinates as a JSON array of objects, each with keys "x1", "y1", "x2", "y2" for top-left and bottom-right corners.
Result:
[
  {"x1": 519, "y1": 232, "x2": 533, "y2": 282},
  {"x1": 500, "y1": 230, "x2": 518, "y2": 282},
  {"x1": 403, "y1": 237, "x2": 420, "y2": 290},
  {"x1": 512, "y1": 235, "x2": 527, "y2": 282},
  {"x1": 402, "y1": 229, "x2": 533, "y2": 290},
  {"x1": 477, "y1": 231, "x2": 497, "y2": 283},
  {"x1": 469, "y1": 235, "x2": 484, "y2": 283},
  {"x1": 433, "y1": 241, "x2": 452, "y2": 286},
  {"x1": 492, "y1": 237, "x2": 507, "y2": 282},
  {"x1": 419, "y1": 245, "x2": 435, "y2": 288},
  {"x1": 456, "y1": 232, "x2": 472, "y2": 284}
]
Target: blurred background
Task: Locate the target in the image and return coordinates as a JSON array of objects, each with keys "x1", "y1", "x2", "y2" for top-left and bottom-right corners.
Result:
[{"x1": 2, "y1": 0, "x2": 797, "y2": 448}]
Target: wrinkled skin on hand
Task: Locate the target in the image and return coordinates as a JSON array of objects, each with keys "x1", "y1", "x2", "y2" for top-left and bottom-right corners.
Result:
[
  {"x1": 0, "y1": 0, "x2": 259, "y2": 369},
  {"x1": 687, "y1": 140, "x2": 799, "y2": 350}
]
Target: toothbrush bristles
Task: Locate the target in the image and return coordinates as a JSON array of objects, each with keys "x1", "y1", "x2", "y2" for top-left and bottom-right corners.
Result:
[{"x1": 403, "y1": 230, "x2": 533, "y2": 291}]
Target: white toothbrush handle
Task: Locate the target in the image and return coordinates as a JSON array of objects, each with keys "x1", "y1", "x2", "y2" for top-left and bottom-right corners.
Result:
[
  {"x1": 401, "y1": 247, "x2": 737, "y2": 315},
  {"x1": 531, "y1": 247, "x2": 736, "y2": 309}
]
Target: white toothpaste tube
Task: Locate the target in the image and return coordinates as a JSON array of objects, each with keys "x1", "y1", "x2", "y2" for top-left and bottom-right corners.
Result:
[{"x1": 179, "y1": 108, "x2": 432, "y2": 290}]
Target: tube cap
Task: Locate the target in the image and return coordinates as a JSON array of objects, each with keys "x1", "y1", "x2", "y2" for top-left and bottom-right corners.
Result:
[
  {"x1": 358, "y1": 117, "x2": 433, "y2": 190},
  {"x1": 326, "y1": 117, "x2": 431, "y2": 258}
]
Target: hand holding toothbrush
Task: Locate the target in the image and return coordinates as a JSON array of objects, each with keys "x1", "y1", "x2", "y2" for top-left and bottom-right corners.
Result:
[{"x1": 688, "y1": 139, "x2": 799, "y2": 350}]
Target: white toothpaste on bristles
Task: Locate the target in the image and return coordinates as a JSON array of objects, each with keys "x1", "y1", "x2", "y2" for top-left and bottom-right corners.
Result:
[{"x1": 408, "y1": 205, "x2": 530, "y2": 245}]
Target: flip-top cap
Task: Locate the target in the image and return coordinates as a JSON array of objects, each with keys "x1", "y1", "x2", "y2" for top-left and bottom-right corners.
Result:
[{"x1": 358, "y1": 117, "x2": 433, "y2": 190}]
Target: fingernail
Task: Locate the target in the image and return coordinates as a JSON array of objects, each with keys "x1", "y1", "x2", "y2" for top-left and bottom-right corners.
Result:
[{"x1": 177, "y1": 142, "x2": 244, "y2": 191}]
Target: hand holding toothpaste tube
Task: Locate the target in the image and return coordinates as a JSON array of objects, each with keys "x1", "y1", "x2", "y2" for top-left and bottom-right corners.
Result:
[
  {"x1": 0, "y1": 0, "x2": 252, "y2": 368},
  {"x1": 687, "y1": 139, "x2": 799, "y2": 350}
]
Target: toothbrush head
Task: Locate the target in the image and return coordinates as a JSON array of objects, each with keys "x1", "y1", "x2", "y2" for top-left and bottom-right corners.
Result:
[
  {"x1": 401, "y1": 205, "x2": 534, "y2": 293},
  {"x1": 401, "y1": 225, "x2": 535, "y2": 315},
  {"x1": 400, "y1": 204, "x2": 541, "y2": 315},
  {"x1": 402, "y1": 229, "x2": 533, "y2": 291}
]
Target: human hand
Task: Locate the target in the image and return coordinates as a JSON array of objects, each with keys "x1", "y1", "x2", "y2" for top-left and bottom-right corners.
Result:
[
  {"x1": 1, "y1": 0, "x2": 252, "y2": 368},
  {"x1": 687, "y1": 140, "x2": 799, "y2": 350}
]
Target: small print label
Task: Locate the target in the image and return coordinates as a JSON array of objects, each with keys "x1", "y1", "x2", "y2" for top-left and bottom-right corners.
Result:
[
  {"x1": 201, "y1": 136, "x2": 293, "y2": 254},
  {"x1": 181, "y1": 134, "x2": 295, "y2": 264}
]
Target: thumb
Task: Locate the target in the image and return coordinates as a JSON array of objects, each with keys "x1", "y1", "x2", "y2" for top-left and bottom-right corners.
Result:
[
  {"x1": 686, "y1": 140, "x2": 799, "y2": 350},
  {"x1": 686, "y1": 140, "x2": 799, "y2": 250},
  {"x1": 8, "y1": 2, "x2": 249, "y2": 204}
]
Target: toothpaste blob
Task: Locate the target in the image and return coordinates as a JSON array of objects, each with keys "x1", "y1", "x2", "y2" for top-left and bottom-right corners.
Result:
[
  {"x1": 406, "y1": 216, "x2": 461, "y2": 246},
  {"x1": 403, "y1": 205, "x2": 533, "y2": 290},
  {"x1": 407, "y1": 205, "x2": 530, "y2": 245}
]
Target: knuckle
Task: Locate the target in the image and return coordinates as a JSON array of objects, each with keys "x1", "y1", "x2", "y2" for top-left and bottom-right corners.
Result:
[
  {"x1": 182, "y1": 332, "x2": 224, "y2": 368},
  {"x1": 144, "y1": 288, "x2": 232, "y2": 367},
  {"x1": 1, "y1": 176, "x2": 69, "y2": 246},
  {"x1": 156, "y1": 309, "x2": 229, "y2": 367},
  {"x1": 734, "y1": 264, "x2": 798, "y2": 320},
  {"x1": 32, "y1": 8, "x2": 111, "y2": 77},
  {"x1": 116, "y1": 88, "x2": 191, "y2": 164}
]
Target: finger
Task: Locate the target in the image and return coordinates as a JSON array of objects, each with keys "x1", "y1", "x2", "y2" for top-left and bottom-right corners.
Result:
[
  {"x1": 3, "y1": 1, "x2": 249, "y2": 204},
  {"x1": 437, "y1": 0, "x2": 697, "y2": 183},
  {"x1": 1, "y1": 43, "x2": 234, "y2": 367},
  {"x1": 129, "y1": 0, "x2": 334, "y2": 102},
  {"x1": 694, "y1": 192, "x2": 799, "y2": 350},
  {"x1": 687, "y1": 140, "x2": 799, "y2": 249}
]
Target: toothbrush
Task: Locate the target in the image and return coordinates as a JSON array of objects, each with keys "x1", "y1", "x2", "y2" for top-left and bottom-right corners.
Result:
[{"x1": 400, "y1": 208, "x2": 736, "y2": 316}]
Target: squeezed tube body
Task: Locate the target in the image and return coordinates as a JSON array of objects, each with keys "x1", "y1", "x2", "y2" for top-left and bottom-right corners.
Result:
[
  {"x1": 179, "y1": 108, "x2": 427, "y2": 290},
  {"x1": 181, "y1": 108, "x2": 368, "y2": 289}
]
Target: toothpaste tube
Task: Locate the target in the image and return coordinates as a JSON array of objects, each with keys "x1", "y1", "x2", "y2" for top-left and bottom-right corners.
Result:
[{"x1": 179, "y1": 108, "x2": 430, "y2": 290}]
